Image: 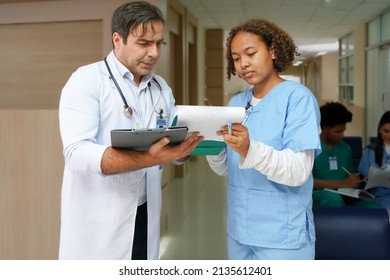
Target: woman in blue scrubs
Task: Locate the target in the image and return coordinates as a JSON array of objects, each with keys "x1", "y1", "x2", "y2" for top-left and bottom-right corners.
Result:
[
  {"x1": 358, "y1": 111, "x2": 390, "y2": 208},
  {"x1": 207, "y1": 19, "x2": 321, "y2": 260}
]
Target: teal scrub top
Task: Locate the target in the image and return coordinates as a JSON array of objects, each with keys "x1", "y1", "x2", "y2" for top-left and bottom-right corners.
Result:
[{"x1": 312, "y1": 140, "x2": 355, "y2": 180}]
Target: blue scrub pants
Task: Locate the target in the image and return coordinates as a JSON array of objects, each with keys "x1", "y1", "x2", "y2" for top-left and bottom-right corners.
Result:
[
  {"x1": 370, "y1": 187, "x2": 390, "y2": 208},
  {"x1": 227, "y1": 234, "x2": 315, "y2": 260}
]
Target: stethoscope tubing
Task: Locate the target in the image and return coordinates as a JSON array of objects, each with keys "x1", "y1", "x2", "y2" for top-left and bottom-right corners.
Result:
[
  {"x1": 104, "y1": 57, "x2": 130, "y2": 114},
  {"x1": 104, "y1": 57, "x2": 169, "y2": 120}
]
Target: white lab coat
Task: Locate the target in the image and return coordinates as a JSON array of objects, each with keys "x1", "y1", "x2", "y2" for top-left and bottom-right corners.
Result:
[{"x1": 58, "y1": 51, "x2": 175, "y2": 259}]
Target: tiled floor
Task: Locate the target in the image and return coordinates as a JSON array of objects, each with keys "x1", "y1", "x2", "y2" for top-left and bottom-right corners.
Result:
[{"x1": 159, "y1": 157, "x2": 228, "y2": 260}]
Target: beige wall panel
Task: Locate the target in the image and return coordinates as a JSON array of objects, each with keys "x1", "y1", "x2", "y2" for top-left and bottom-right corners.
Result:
[
  {"x1": 0, "y1": 20, "x2": 103, "y2": 109},
  {"x1": 168, "y1": 6, "x2": 180, "y2": 35},
  {"x1": 186, "y1": 19, "x2": 194, "y2": 44},
  {"x1": 282, "y1": 65, "x2": 304, "y2": 77},
  {"x1": 206, "y1": 29, "x2": 223, "y2": 49},
  {"x1": 0, "y1": 18, "x2": 103, "y2": 260},
  {"x1": 0, "y1": 110, "x2": 63, "y2": 259},
  {"x1": 206, "y1": 68, "x2": 223, "y2": 88},
  {"x1": 344, "y1": 104, "x2": 365, "y2": 139},
  {"x1": 319, "y1": 53, "x2": 338, "y2": 101},
  {"x1": 206, "y1": 49, "x2": 223, "y2": 68},
  {"x1": 205, "y1": 87, "x2": 224, "y2": 106}
]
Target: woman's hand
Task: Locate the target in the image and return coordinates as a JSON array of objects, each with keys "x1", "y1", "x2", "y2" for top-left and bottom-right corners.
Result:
[{"x1": 217, "y1": 123, "x2": 250, "y2": 158}]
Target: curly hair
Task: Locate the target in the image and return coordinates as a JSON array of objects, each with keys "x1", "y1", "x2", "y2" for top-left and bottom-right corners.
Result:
[
  {"x1": 320, "y1": 102, "x2": 352, "y2": 128},
  {"x1": 226, "y1": 18, "x2": 299, "y2": 80}
]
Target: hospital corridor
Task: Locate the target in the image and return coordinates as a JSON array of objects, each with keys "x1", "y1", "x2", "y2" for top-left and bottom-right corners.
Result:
[{"x1": 159, "y1": 157, "x2": 228, "y2": 260}]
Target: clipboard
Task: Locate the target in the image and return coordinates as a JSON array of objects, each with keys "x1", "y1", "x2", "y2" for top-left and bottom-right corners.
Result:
[
  {"x1": 111, "y1": 126, "x2": 188, "y2": 150},
  {"x1": 190, "y1": 140, "x2": 226, "y2": 156}
]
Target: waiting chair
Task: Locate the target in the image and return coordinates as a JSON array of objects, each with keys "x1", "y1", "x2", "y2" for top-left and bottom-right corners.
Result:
[
  {"x1": 313, "y1": 207, "x2": 390, "y2": 260},
  {"x1": 343, "y1": 136, "x2": 363, "y2": 170}
]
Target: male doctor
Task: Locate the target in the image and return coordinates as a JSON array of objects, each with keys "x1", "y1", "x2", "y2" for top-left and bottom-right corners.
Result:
[{"x1": 58, "y1": 1, "x2": 203, "y2": 260}]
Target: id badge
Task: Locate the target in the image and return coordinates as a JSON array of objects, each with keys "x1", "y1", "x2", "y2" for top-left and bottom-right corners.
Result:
[
  {"x1": 156, "y1": 115, "x2": 167, "y2": 129},
  {"x1": 329, "y1": 156, "x2": 338, "y2": 170}
]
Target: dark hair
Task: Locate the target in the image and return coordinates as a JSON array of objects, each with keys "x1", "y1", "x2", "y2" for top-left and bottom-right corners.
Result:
[
  {"x1": 320, "y1": 102, "x2": 352, "y2": 128},
  {"x1": 225, "y1": 18, "x2": 299, "y2": 80},
  {"x1": 111, "y1": 1, "x2": 165, "y2": 46},
  {"x1": 374, "y1": 111, "x2": 390, "y2": 166}
]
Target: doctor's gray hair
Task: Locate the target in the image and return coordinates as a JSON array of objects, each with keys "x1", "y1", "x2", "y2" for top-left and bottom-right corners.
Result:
[{"x1": 111, "y1": 1, "x2": 165, "y2": 46}]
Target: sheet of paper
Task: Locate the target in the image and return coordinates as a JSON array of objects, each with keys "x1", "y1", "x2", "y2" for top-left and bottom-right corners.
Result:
[
  {"x1": 175, "y1": 105, "x2": 245, "y2": 141},
  {"x1": 325, "y1": 188, "x2": 375, "y2": 201},
  {"x1": 365, "y1": 166, "x2": 390, "y2": 190}
]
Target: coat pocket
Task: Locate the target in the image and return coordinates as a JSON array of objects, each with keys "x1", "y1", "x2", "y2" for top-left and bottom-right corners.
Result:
[{"x1": 69, "y1": 173, "x2": 121, "y2": 223}]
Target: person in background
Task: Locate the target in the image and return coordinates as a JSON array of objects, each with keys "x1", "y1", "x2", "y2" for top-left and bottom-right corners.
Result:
[
  {"x1": 206, "y1": 19, "x2": 321, "y2": 260},
  {"x1": 358, "y1": 111, "x2": 390, "y2": 208},
  {"x1": 312, "y1": 102, "x2": 378, "y2": 208},
  {"x1": 58, "y1": 1, "x2": 202, "y2": 260}
]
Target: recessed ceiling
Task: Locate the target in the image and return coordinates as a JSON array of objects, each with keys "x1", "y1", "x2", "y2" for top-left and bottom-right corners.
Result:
[{"x1": 179, "y1": 0, "x2": 390, "y2": 60}]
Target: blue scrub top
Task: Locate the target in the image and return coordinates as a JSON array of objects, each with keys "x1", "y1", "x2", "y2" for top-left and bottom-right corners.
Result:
[{"x1": 226, "y1": 80, "x2": 321, "y2": 249}]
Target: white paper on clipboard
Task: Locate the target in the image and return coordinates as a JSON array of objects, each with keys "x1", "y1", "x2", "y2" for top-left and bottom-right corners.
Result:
[
  {"x1": 175, "y1": 105, "x2": 245, "y2": 141},
  {"x1": 365, "y1": 166, "x2": 390, "y2": 190}
]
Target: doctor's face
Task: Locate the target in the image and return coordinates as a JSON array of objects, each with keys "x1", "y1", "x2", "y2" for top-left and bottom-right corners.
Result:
[{"x1": 113, "y1": 20, "x2": 164, "y2": 85}]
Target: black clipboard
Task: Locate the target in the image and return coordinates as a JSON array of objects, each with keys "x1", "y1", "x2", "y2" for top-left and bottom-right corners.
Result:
[{"x1": 111, "y1": 126, "x2": 188, "y2": 150}]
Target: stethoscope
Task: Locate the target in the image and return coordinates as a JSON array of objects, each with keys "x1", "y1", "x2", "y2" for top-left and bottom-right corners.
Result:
[{"x1": 104, "y1": 57, "x2": 169, "y2": 119}]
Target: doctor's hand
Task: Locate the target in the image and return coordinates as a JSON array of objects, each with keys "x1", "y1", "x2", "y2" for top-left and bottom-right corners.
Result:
[
  {"x1": 147, "y1": 131, "x2": 203, "y2": 164},
  {"x1": 218, "y1": 123, "x2": 250, "y2": 158}
]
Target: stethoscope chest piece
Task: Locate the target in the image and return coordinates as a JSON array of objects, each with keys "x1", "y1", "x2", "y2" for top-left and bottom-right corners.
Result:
[{"x1": 123, "y1": 106, "x2": 133, "y2": 118}]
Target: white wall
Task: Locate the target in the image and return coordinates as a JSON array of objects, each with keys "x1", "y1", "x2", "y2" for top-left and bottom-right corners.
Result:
[{"x1": 320, "y1": 53, "x2": 339, "y2": 102}]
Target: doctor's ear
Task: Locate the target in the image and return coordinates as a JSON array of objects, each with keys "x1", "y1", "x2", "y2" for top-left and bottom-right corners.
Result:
[{"x1": 112, "y1": 32, "x2": 124, "y2": 48}]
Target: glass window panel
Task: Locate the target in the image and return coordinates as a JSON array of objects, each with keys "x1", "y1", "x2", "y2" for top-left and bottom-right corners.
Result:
[
  {"x1": 339, "y1": 86, "x2": 345, "y2": 101},
  {"x1": 339, "y1": 58, "x2": 347, "y2": 83},
  {"x1": 346, "y1": 86, "x2": 354, "y2": 102},
  {"x1": 382, "y1": 12, "x2": 390, "y2": 42},
  {"x1": 368, "y1": 18, "x2": 380, "y2": 46},
  {"x1": 340, "y1": 37, "x2": 347, "y2": 56},
  {"x1": 347, "y1": 56, "x2": 354, "y2": 83},
  {"x1": 347, "y1": 34, "x2": 354, "y2": 55}
]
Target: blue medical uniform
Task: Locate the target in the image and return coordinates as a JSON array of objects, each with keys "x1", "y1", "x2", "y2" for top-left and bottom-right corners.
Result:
[
  {"x1": 226, "y1": 80, "x2": 321, "y2": 258},
  {"x1": 358, "y1": 145, "x2": 390, "y2": 208}
]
